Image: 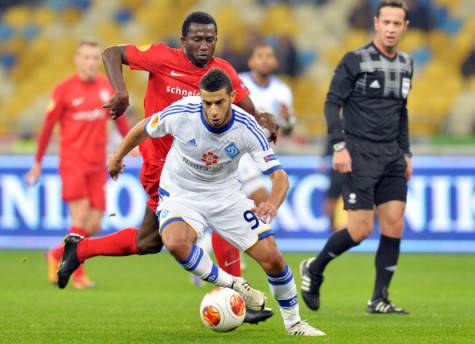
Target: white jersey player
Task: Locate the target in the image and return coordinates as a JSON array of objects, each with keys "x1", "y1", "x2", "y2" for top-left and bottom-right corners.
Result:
[
  {"x1": 238, "y1": 42, "x2": 296, "y2": 205},
  {"x1": 107, "y1": 69, "x2": 324, "y2": 336}
]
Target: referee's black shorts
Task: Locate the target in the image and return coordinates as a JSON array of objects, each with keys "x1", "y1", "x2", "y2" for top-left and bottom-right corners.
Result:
[
  {"x1": 326, "y1": 168, "x2": 345, "y2": 199},
  {"x1": 342, "y1": 138, "x2": 408, "y2": 210}
]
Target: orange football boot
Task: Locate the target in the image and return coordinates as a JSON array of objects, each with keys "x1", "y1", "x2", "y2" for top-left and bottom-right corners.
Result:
[{"x1": 46, "y1": 250, "x2": 60, "y2": 284}]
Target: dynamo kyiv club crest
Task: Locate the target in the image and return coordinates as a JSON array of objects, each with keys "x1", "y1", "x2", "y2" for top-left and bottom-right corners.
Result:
[{"x1": 224, "y1": 143, "x2": 240, "y2": 159}]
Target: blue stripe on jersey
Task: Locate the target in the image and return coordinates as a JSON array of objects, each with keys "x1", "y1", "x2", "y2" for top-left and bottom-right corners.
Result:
[
  {"x1": 234, "y1": 112, "x2": 270, "y2": 150},
  {"x1": 233, "y1": 110, "x2": 269, "y2": 147},
  {"x1": 160, "y1": 108, "x2": 201, "y2": 121},
  {"x1": 234, "y1": 117, "x2": 269, "y2": 151},
  {"x1": 263, "y1": 164, "x2": 282, "y2": 175},
  {"x1": 158, "y1": 187, "x2": 170, "y2": 198},
  {"x1": 160, "y1": 103, "x2": 201, "y2": 120},
  {"x1": 162, "y1": 102, "x2": 201, "y2": 115}
]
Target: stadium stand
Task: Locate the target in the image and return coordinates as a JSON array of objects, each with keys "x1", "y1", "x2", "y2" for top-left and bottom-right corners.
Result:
[{"x1": 0, "y1": 0, "x2": 473, "y2": 149}]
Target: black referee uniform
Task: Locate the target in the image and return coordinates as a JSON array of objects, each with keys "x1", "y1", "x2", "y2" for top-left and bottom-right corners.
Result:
[
  {"x1": 300, "y1": 41, "x2": 413, "y2": 314},
  {"x1": 326, "y1": 41, "x2": 413, "y2": 209}
]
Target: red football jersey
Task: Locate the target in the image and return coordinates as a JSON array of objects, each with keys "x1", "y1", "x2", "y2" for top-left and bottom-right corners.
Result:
[
  {"x1": 35, "y1": 74, "x2": 130, "y2": 167},
  {"x1": 127, "y1": 42, "x2": 250, "y2": 164}
]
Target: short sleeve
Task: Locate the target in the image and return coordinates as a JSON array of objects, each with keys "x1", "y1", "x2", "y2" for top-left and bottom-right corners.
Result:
[
  {"x1": 240, "y1": 116, "x2": 282, "y2": 175},
  {"x1": 127, "y1": 43, "x2": 169, "y2": 73},
  {"x1": 145, "y1": 107, "x2": 176, "y2": 138}
]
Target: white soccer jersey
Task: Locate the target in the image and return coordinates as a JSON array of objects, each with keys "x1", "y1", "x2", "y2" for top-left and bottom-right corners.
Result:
[
  {"x1": 145, "y1": 96, "x2": 282, "y2": 202},
  {"x1": 239, "y1": 72, "x2": 295, "y2": 127}
]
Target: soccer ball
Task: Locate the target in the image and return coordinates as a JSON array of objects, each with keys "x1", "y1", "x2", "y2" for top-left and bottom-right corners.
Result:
[{"x1": 199, "y1": 287, "x2": 246, "y2": 332}]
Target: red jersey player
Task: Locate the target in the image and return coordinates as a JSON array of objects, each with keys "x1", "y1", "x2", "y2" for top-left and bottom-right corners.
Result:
[
  {"x1": 57, "y1": 12, "x2": 276, "y2": 323},
  {"x1": 26, "y1": 41, "x2": 131, "y2": 289}
]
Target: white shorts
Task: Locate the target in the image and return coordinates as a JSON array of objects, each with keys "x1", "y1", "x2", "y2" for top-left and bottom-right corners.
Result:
[
  {"x1": 157, "y1": 193, "x2": 273, "y2": 252},
  {"x1": 237, "y1": 153, "x2": 266, "y2": 197}
]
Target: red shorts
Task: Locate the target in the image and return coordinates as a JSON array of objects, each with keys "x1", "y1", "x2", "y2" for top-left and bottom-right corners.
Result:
[
  {"x1": 139, "y1": 137, "x2": 169, "y2": 211},
  {"x1": 140, "y1": 161, "x2": 165, "y2": 211},
  {"x1": 59, "y1": 161, "x2": 106, "y2": 211}
]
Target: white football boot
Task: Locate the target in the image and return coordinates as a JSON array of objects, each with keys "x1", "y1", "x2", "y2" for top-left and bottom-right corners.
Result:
[{"x1": 286, "y1": 320, "x2": 326, "y2": 336}]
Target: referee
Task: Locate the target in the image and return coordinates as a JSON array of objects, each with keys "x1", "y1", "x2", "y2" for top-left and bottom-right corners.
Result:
[{"x1": 300, "y1": 0, "x2": 413, "y2": 314}]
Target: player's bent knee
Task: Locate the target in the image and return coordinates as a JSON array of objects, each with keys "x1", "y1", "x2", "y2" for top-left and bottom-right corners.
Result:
[
  {"x1": 348, "y1": 226, "x2": 373, "y2": 242},
  {"x1": 164, "y1": 239, "x2": 192, "y2": 261}
]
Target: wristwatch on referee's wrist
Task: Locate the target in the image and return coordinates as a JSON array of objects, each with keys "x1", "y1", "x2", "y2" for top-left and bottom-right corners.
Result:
[{"x1": 333, "y1": 141, "x2": 346, "y2": 152}]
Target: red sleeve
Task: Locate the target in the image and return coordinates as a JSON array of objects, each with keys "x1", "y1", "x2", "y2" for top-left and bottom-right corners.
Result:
[
  {"x1": 35, "y1": 85, "x2": 64, "y2": 163},
  {"x1": 127, "y1": 43, "x2": 169, "y2": 73},
  {"x1": 219, "y1": 60, "x2": 250, "y2": 104},
  {"x1": 114, "y1": 115, "x2": 131, "y2": 137}
]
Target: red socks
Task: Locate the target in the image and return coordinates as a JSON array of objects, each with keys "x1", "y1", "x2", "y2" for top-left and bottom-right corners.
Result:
[
  {"x1": 212, "y1": 232, "x2": 241, "y2": 277},
  {"x1": 76, "y1": 228, "x2": 140, "y2": 263},
  {"x1": 50, "y1": 226, "x2": 89, "y2": 260}
]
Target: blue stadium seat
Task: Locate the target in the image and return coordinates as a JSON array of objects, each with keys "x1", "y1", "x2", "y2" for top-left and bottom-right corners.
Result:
[
  {"x1": 22, "y1": 24, "x2": 39, "y2": 41},
  {"x1": 0, "y1": 52, "x2": 17, "y2": 70},
  {"x1": 114, "y1": 9, "x2": 133, "y2": 25},
  {"x1": 0, "y1": 23, "x2": 14, "y2": 41}
]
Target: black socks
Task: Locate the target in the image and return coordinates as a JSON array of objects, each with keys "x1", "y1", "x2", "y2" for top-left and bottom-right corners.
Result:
[
  {"x1": 308, "y1": 228, "x2": 359, "y2": 276},
  {"x1": 372, "y1": 234, "x2": 401, "y2": 301}
]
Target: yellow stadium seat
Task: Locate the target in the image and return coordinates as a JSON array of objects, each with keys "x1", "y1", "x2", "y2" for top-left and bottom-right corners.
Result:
[
  {"x1": 400, "y1": 30, "x2": 425, "y2": 52},
  {"x1": 427, "y1": 30, "x2": 450, "y2": 55},
  {"x1": 3, "y1": 6, "x2": 31, "y2": 28},
  {"x1": 259, "y1": 4, "x2": 299, "y2": 37},
  {"x1": 63, "y1": 8, "x2": 83, "y2": 25},
  {"x1": 343, "y1": 30, "x2": 371, "y2": 51},
  {"x1": 32, "y1": 7, "x2": 56, "y2": 27}
]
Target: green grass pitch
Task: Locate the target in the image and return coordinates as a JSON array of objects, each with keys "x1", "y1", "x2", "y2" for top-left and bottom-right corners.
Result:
[{"x1": 0, "y1": 251, "x2": 474, "y2": 343}]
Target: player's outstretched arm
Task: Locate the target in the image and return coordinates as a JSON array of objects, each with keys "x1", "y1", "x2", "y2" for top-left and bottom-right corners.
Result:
[
  {"x1": 252, "y1": 169, "x2": 289, "y2": 223},
  {"x1": 102, "y1": 45, "x2": 129, "y2": 119},
  {"x1": 108, "y1": 118, "x2": 148, "y2": 180}
]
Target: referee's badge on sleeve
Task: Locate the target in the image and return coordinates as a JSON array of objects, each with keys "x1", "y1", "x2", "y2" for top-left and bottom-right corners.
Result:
[{"x1": 402, "y1": 78, "x2": 411, "y2": 99}]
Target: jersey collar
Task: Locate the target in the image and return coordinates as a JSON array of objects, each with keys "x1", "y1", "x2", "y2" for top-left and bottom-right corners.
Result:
[
  {"x1": 249, "y1": 72, "x2": 272, "y2": 89},
  {"x1": 200, "y1": 108, "x2": 235, "y2": 134},
  {"x1": 371, "y1": 41, "x2": 398, "y2": 61}
]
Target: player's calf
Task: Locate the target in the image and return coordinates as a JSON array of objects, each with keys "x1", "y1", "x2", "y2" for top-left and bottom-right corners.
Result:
[{"x1": 136, "y1": 207, "x2": 163, "y2": 254}]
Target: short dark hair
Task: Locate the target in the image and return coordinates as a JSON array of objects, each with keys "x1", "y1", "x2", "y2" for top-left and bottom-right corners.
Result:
[
  {"x1": 250, "y1": 40, "x2": 274, "y2": 56},
  {"x1": 200, "y1": 68, "x2": 232, "y2": 94},
  {"x1": 182, "y1": 11, "x2": 217, "y2": 37},
  {"x1": 376, "y1": 0, "x2": 408, "y2": 20},
  {"x1": 77, "y1": 40, "x2": 100, "y2": 49}
]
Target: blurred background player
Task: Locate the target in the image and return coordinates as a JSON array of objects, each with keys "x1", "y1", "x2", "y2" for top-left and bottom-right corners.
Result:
[
  {"x1": 26, "y1": 40, "x2": 131, "y2": 289},
  {"x1": 300, "y1": 0, "x2": 413, "y2": 314},
  {"x1": 238, "y1": 42, "x2": 296, "y2": 205},
  {"x1": 58, "y1": 12, "x2": 276, "y2": 323}
]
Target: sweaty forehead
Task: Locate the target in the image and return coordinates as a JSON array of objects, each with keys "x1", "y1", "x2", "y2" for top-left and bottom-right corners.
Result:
[{"x1": 187, "y1": 23, "x2": 216, "y2": 37}]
